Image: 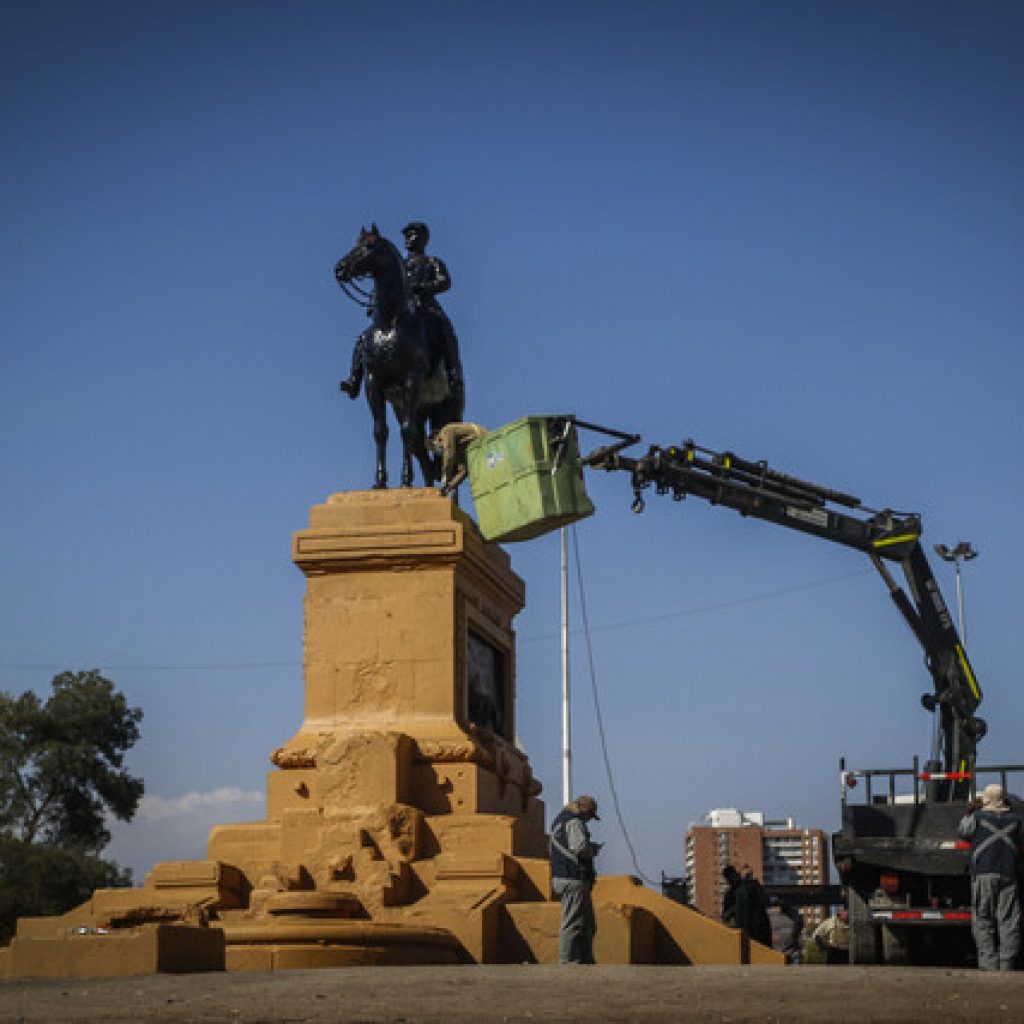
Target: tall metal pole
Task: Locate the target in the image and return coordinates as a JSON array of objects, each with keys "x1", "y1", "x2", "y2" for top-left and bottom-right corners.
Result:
[
  {"x1": 934, "y1": 541, "x2": 978, "y2": 648},
  {"x1": 561, "y1": 526, "x2": 572, "y2": 805},
  {"x1": 932, "y1": 541, "x2": 978, "y2": 765},
  {"x1": 953, "y1": 560, "x2": 967, "y2": 647}
]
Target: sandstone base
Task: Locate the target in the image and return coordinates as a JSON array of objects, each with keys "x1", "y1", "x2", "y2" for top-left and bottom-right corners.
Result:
[
  {"x1": 1, "y1": 491, "x2": 783, "y2": 975},
  {"x1": 0, "y1": 923, "x2": 223, "y2": 979}
]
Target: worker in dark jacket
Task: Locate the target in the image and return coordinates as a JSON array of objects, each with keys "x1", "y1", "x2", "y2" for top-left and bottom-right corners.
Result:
[
  {"x1": 738, "y1": 866, "x2": 773, "y2": 948},
  {"x1": 549, "y1": 795, "x2": 603, "y2": 964},
  {"x1": 958, "y1": 783, "x2": 1023, "y2": 971},
  {"x1": 722, "y1": 864, "x2": 773, "y2": 948},
  {"x1": 721, "y1": 865, "x2": 742, "y2": 927}
]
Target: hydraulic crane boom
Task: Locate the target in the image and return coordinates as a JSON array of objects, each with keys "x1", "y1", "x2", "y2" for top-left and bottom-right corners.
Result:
[{"x1": 584, "y1": 436, "x2": 986, "y2": 786}]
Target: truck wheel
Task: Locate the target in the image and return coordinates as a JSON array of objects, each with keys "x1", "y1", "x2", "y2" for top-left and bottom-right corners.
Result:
[{"x1": 847, "y1": 886, "x2": 879, "y2": 964}]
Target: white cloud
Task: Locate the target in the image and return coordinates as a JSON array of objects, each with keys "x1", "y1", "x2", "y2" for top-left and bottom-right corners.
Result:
[
  {"x1": 135, "y1": 787, "x2": 264, "y2": 821},
  {"x1": 105, "y1": 787, "x2": 266, "y2": 880}
]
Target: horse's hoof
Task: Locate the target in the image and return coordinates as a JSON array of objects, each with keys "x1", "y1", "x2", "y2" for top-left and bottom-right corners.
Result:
[{"x1": 372, "y1": 479, "x2": 387, "y2": 490}]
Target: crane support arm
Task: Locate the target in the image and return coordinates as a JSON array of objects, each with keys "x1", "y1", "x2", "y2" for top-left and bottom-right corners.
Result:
[{"x1": 586, "y1": 437, "x2": 986, "y2": 780}]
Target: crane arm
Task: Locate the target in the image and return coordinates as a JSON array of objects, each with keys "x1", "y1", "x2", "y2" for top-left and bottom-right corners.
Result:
[{"x1": 586, "y1": 438, "x2": 986, "y2": 779}]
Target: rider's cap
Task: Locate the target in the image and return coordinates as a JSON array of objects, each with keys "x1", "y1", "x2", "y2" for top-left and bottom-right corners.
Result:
[{"x1": 402, "y1": 221, "x2": 430, "y2": 241}]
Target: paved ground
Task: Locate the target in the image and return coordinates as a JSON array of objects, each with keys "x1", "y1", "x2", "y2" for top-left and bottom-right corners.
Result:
[{"x1": 2, "y1": 965, "x2": 1023, "y2": 1023}]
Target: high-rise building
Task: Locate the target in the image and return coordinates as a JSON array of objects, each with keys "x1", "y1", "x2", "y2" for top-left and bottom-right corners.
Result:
[{"x1": 684, "y1": 809, "x2": 828, "y2": 926}]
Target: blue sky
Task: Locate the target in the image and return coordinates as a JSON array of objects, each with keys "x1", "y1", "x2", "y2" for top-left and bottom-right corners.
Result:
[{"x1": 2, "y1": 1, "x2": 1022, "y2": 883}]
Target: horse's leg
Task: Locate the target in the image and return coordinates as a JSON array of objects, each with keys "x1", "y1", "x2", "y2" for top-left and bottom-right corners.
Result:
[
  {"x1": 411, "y1": 404, "x2": 435, "y2": 488},
  {"x1": 366, "y1": 378, "x2": 388, "y2": 489},
  {"x1": 390, "y1": 386, "x2": 412, "y2": 488},
  {"x1": 397, "y1": 379, "x2": 434, "y2": 488}
]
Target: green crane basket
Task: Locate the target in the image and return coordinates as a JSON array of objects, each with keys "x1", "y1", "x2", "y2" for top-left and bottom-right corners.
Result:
[{"x1": 466, "y1": 415, "x2": 595, "y2": 543}]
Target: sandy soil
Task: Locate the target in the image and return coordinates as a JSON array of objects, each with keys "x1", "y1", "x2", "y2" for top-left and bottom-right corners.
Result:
[{"x1": 2, "y1": 965, "x2": 1023, "y2": 1023}]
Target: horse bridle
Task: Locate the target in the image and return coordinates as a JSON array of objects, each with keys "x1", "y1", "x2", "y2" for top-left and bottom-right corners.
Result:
[
  {"x1": 337, "y1": 275, "x2": 373, "y2": 309},
  {"x1": 336, "y1": 241, "x2": 377, "y2": 309}
]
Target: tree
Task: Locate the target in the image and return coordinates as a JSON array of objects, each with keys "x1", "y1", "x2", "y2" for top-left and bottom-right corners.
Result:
[
  {"x1": 0, "y1": 670, "x2": 143, "y2": 941},
  {"x1": 0, "y1": 838, "x2": 130, "y2": 941}
]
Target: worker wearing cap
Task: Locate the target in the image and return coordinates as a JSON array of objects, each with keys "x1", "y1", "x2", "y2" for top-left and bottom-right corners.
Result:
[
  {"x1": 340, "y1": 220, "x2": 463, "y2": 400},
  {"x1": 958, "y1": 783, "x2": 1023, "y2": 970},
  {"x1": 549, "y1": 795, "x2": 603, "y2": 964},
  {"x1": 812, "y1": 907, "x2": 850, "y2": 965}
]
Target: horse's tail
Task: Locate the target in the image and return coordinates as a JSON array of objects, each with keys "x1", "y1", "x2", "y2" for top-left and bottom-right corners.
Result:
[{"x1": 425, "y1": 383, "x2": 466, "y2": 437}]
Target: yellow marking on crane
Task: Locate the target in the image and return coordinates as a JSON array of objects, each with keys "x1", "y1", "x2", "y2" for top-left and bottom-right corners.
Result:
[
  {"x1": 956, "y1": 644, "x2": 981, "y2": 701},
  {"x1": 873, "y1": 533, "x2": 920, "y2": 548}
]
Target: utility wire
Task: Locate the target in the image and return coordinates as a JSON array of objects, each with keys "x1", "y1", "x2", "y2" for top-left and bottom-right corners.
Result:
[
  {"x1": 520, "y1": 567, "x2": 869, "y2": 645},
  {"x1": 570, "y1": 523, "x2": 658, "y2": 888},
  {"x1": 0, "y1": 569, "x2": 869, "y2": 673},
  {"x1": 0, "y1": 660, "x2": 298, "y2": 673}
]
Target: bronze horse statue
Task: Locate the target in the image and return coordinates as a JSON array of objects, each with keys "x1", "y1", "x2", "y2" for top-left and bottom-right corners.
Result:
[{"x1": 334, "y1": 225, "x2": 464, "y2": 488}]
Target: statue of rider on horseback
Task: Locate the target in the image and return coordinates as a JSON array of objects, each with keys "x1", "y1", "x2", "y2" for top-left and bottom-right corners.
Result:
[
  {"x1": 340, "y1": 221, "x2": 464, "y2": 403},
  {"x1": 334, "y1": 221, "x2": 466, "y2": 490}
]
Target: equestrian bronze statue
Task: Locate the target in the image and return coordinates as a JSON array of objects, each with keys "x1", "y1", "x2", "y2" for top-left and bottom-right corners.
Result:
[{"x1": 334, "y1": 223, "x2": 465, "y2": 488}]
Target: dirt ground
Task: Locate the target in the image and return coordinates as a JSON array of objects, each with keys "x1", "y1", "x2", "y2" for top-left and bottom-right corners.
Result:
[{"x1": 2, "y1": 965, "x2": 1023, "y2": 1023}]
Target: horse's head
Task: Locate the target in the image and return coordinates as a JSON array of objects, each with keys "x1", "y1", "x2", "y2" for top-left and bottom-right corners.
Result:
[{"x1": 335, "y1": 223, "x2": 395, "y2": 283}]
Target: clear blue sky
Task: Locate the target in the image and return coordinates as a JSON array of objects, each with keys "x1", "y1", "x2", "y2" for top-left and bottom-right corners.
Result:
[{"x1": 2, "y1": 1, "x2": 1022, "y2": 882}]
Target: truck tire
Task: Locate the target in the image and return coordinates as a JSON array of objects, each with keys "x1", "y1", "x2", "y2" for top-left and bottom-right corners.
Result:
[{"x1": 847, "y1": 885, "x2": 880, "y2": 964}]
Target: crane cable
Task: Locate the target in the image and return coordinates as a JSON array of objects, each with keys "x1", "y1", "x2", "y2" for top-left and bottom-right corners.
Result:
[{"x1": 570, "y1": 523, "x2": 658, "y2": 888}]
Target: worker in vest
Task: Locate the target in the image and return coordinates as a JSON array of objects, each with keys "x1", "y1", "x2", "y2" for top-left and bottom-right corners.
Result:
[
  {"x1": 958, "y1": 782, "x2": 1023, "y2": 970},
  {"x1": 549, "y1": 795, "x2": 603, "y2": 964}
]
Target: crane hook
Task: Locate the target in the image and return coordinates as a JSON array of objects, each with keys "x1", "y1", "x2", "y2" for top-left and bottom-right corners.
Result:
[{"x1": 631, "y1": 491, "x2": 645, "y2": 514}]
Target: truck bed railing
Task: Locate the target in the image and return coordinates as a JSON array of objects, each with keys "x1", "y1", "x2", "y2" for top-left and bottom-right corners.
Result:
[{"x1": 840, "y1": 756, "x2": 1024, "y2": 807}]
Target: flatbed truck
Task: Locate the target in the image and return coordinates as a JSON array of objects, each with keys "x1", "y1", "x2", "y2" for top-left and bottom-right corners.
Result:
[{"x1": 576, "y1": 423, "x2": 1023, "y2": 965}]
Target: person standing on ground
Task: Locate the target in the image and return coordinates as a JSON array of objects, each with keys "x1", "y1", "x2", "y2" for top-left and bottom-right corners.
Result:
[
  {"x1": 737, "y1": 865, "x2": 773, "y2": 948},
  {"x1": 722, "y1": 864, "x2": 773, "y2": 948},
  {"x1": 721, "y1": 865, "x2": 742, "y2": 927},
  {"x1": 550, "y1": 795, "x2": 603, "y2": 964},
  {"x1": 958, "y1": 782, "x2": 1022, "y2": 971},
  {"x1": 812, "y1": 907, "x2": 850, "y2": 965}
]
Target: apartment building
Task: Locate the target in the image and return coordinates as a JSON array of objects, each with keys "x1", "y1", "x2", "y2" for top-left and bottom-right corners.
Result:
[{"x1": 684, "y1": 808, "x2": 828, "y2": 925}]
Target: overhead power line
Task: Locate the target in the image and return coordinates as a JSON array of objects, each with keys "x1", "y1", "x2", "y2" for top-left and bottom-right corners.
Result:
[
  {"x1": 0, "y1": 569, "x2": 869, "y2": 674},
  {"x1": 0, "y1": 660, "x2": 299, "y2": 673},
  {"x1": 519, "y1": 567, "x2": 869, "y2": 644}
]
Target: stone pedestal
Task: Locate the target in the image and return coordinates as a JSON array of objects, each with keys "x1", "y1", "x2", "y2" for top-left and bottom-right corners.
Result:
[
  {"x1": 201, "y1": 490, "x2": 549, "y2": 966},
  {"x1": 0, "y1": 489, "x2": 783, "y2": 975}
]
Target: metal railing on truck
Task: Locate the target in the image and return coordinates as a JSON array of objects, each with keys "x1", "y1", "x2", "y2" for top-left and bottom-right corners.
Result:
[{"x1": 840, "y1": 757, "x2": 1024, "y2": 807}]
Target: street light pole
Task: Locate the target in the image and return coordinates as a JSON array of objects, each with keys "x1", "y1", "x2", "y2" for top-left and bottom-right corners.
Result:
[
  {"x1": 931, "y1": 541, "x2": 979, "y2": 766},
  {"x1": 933, "y1": 544, "x2": 978, "y2": 770},
  {"x1": 933, "y1": 540, "x2": 979, "y2": 646}
]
